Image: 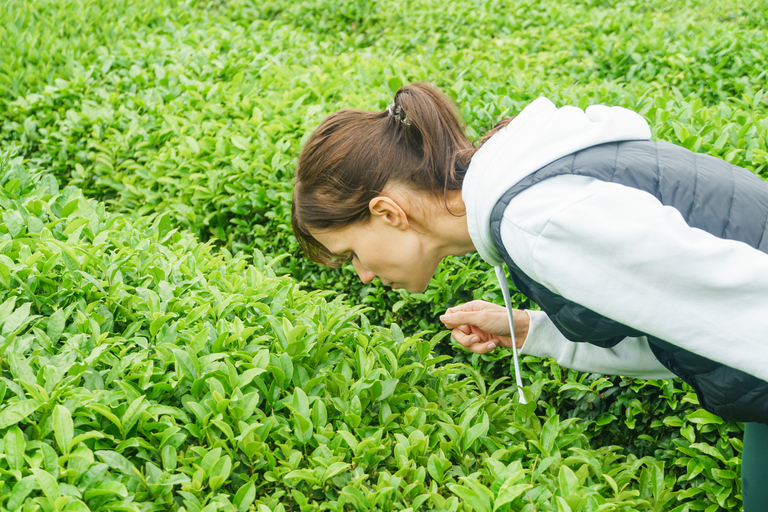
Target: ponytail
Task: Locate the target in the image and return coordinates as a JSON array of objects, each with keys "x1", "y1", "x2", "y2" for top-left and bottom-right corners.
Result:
[{"x1": 388, "y1": 84, "x2": 472, "y2": 192}]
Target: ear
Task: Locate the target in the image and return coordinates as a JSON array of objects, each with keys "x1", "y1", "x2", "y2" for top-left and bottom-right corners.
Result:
[{"x1": 368, "y1": 196, "x2": 409, "y2": 230}]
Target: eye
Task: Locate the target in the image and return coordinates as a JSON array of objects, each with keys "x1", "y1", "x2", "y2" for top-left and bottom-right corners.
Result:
[{"x1": 346, "y1": 252, "x2": 355, "y2": 263}]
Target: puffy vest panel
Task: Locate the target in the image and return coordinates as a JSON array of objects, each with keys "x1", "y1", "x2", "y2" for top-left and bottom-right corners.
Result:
[{"x1": 489, "y1": 140, "x2": 768, "y2": 423}]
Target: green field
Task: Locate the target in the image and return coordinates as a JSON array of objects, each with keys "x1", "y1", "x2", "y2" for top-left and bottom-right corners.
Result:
[{"x1": 1, "y1": 0, "x2": 766, "y2": 510}]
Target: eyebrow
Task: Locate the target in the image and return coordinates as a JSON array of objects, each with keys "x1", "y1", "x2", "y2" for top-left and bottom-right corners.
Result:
[{"x1": 325, "y1": 248, "x2": 353, "y2": 265}]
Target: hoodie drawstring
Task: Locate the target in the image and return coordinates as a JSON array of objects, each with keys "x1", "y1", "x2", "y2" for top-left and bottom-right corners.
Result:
[{"x1": 494, "y1": 265, "x2": 527, "y2": 404}]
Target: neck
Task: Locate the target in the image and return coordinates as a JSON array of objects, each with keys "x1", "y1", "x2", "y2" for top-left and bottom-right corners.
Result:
[{"x1": 417, "y1": 189, "x2": 476, "y2": 258}]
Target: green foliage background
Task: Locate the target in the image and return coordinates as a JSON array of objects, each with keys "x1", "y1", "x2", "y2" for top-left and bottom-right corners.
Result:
[{"x1": 0, "y1": 0, "x2": 766, "y2": 510}]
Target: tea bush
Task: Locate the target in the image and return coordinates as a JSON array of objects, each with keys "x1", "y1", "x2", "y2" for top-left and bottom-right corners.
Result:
[
  {"x1": 1, "y1": 152, "x2": 745, "y2": 511},
  {"x1": 1, "y1": 0, "x2": 766, "y2": 330},
  {"x1": 2, "y1": 0, "x2": 766, "y2": 509}
]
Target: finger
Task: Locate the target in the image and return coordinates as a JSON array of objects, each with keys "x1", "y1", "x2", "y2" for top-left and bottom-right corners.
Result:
[
  {"x1": 468, "y1": 340, "x2": 498, "y2": 354},
  {"x1": 456, "y1": 324, "x2": 472, "y2": 335},
  {"x1": 443, "y1": 311, "x2": 494, "y2": 330},
  {"x1": 451, "y1": 328, "x2": 481, "y2": 348},
  {"x1": 440, "y1": 310, "x2": 484, "y2": 328},
  {"x1": 443, "y1": 300, "x2": 487, "y2": 315}
]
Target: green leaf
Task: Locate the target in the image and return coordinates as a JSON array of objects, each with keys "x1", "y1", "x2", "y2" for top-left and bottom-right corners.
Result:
[
  {"x1": 377, "y1": 378, "x2": 399, "y2": 401},
  {"x1": 234, "y1": 481, "x2": 256, "y2": 512},
  {"x1": 53, "y1": 405, "x2": 74, "y2": 454},
  {"x1": 284, "y1": 469, "x2": 320, "y2": 485},
  {"x1": 209, "y1": 455, "x2": 232, "y2": 491},
  {"x1": 162, "y1": 444, "x2": 177, "y2": 471},
  {"x1": 556, "y1": 496, "x2": 573, "y2": 512},
  {"x1": 690, "y1": 442, "x2": 726, "y2": 461},
  {"x1": 253, "y1": 349, "x2": 269, "y2": 369},
  {"x1": 63, "y1": 217, "x2": 89, "y2": 237},
  {"x1": 3, "y1": 210, "x2": 24, "y2": 237},
  {"x1": 61, "y1": 198, "x2": 80, "y2": 217},
  {"x1": 67, "y1": 431, "x2": 105, "y2": 452},
  {"x1": 558, "y1": 465, "x2": 579, "y2": 496},
  {"x1": 293, "y1": 412, "x2": 313, "y2": 445},
  {"x1": 322, "y1": 462, "x2": 350, "y2": 483},
  {"x1": 336, "y1": 430, "x2": 357, "y2": 451},
  {"x1": 293, "y1": 387, "x2": 309, "y2": 417},
  {"x1": 448, "y1": 482, "x2": 491, "y2": 512},
  {"x1": 7, "y1": 352, "x2": 35, "y2": 385},
  {"x1": 88, "y1": 403, "x2": 122, "y2": 431},
  {"x1": 5, "y1": 426, "x2": 26, "y2": 471},
  {"x1": 63, "y1": 498, "x2": 93, "y2": 512},
  {"x1": 494, "y1": 482, "x2": 532, "y2": 511},
  {"x1": 311, "y1": 399, "x2": 327, "y2": 427},
  {"x1": 40, "y1": 442, "x2": 59, "y2": 474},
  {"x1": 595, "y1": 412, "x2": 617, "y2": 426},
  {"x1": 121, "y1": 395, "x2": 148, "y2": 436},
  {"x1": 540, "y1": 414, "x2": 559, "y2": 456},
  {"x1": 150, "y1": 313, "x2": 174, "y2": 338},
  {"x1": 427, "y1": 454, "x2": 444, "y2": 482},
  {"x1": 349, "y1": 395, "x2": 362, "y2": 416},
  {"x1": 0, "y1": 261, "x2": 9, "y2": 287},
  {"x1": 174, "y1": 349, "x2": 198, "y2": 381},
  {"x1": 231, "y1": 135, "x2": 250, "y2": 150},
  {"x1": 461, "y1": 412, "x2": 489, "y2": 452},
  {"x1": 200, "y1": 448, "x2": 223, "y2": 476},
  {"x1": 83, "y1": 481, "x2": 128, "y2": 500},
  {"x1": 47, "y1": 308, "x2": 67, "y2": 343},
  {"x1": 387, "y1": 76, "x2": 403, "y2": 94},
  {"x1": 3, "y1": 302, "x2": 31, "y2": 335},
  {"x1": 31, "y1": 468, "x2": 61, "y2": 502},
  {"x1": 8, "y1": 475, "x2": 38, "y2": 510},
  {"x1": 0, "y1": 399, "x2": 44, "y2": 429},
  {"x1": 95, "y1": 450, "x2": 139, "y2": 480},
  {"x1": 686, "y1": 409, "x2": 724, "y2": 425},
  {"x1": 0, "y1": 296, "x2": 17, "y2": 324}
]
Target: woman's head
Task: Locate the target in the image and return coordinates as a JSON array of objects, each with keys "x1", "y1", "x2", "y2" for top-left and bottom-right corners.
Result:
[{"x1": 291, "y1": 82, "x2": 474, "y2": 268}]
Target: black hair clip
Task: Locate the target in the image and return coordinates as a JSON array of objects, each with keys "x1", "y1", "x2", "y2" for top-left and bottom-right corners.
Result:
[{"x1": 386, "y1": 101, "x2": 411, "y2": 125}]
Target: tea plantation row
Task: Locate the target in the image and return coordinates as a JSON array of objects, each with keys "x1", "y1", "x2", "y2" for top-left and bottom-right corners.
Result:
[
  {"x1": 1, "y1": 152, "x2": 733, "y2": 511},
  {"x1": 1, "y1": 0, "x2": 766, "y2": 510}
]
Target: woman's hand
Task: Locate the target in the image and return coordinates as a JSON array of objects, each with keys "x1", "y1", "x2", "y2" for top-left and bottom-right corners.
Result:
[{"x1": 439, "y1": 300, "x2": 529, "y2": 354}]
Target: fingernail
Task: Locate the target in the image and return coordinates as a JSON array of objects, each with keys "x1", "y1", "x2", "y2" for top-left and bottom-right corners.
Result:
[
  {"x1": 440, "y1": 314, "x2": 452, "y2": 322},
  {"x1": 470, "y1": 336, "x2": 480, "y2": 343},
  {"x1": 488, "y1": 343, "x2": 496, "y2": 350}
]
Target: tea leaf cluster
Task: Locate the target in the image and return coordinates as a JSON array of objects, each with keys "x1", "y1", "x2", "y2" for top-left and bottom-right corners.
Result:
[{"x1": 1, "y1": 0, "x2": 766, "y2": 509}]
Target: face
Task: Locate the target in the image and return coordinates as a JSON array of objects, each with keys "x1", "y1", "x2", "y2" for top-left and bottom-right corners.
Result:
[{"x1": 312, "y1": 213, "x2": 441, "y2": 293}]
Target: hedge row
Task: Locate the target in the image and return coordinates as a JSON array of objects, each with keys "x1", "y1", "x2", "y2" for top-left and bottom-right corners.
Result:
[
  {"x1": 1, "y1": 0, "x2": 766, "y2": 333},
  {"x1": 1, "y1": 153, "x2": 745, "y2": 511},
  {"x1": 2, "y1": 0, "x2": 766, "y2": 509}
]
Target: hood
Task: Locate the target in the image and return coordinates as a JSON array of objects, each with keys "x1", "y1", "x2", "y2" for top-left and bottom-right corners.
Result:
[{"x1": 462, "y1": 97, "x2": 652, "y2": 266}]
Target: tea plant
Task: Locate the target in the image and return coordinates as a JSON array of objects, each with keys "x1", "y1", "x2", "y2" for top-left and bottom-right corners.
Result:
[
  {"x1": 2, "y1": 0, "x2": 765, "y2": 509},
  {"x1": 2, "y1": 152, "x2": 744, "y2": 511}
]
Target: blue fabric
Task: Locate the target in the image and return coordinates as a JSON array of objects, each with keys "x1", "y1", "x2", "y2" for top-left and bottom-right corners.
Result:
[{"x1": 743, "y1": 422, "x2": 768, "y2": 511}]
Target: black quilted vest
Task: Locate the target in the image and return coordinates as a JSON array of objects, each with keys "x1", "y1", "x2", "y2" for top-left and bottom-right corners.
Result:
[{"x1": 489, "y1": 140, "x2": 768, "y2": 423}]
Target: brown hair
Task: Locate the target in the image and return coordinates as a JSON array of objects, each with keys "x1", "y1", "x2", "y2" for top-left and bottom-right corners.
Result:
[{"x1": 291, "y1": 82, "x2": 511, "y2": 266}]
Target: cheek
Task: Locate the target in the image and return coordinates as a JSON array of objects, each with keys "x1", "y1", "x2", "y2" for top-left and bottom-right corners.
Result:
[{"x1": 398, "y1": 244, "x2": 431, "y2": 275}]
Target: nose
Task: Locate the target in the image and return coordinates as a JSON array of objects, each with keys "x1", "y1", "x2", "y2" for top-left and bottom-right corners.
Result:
[{"x1": 352, "y1": 259, "x2": 376, "y2": 284}]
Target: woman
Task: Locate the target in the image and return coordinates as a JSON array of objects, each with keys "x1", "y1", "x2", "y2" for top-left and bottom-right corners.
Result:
[{"x1": 290, "y1": 82, "x2": 768, "y2": 509}]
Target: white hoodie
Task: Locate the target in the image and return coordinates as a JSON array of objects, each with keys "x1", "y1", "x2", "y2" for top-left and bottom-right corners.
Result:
[{"x1": 462, "y1": 98, "x2": 768, "y2": 384}]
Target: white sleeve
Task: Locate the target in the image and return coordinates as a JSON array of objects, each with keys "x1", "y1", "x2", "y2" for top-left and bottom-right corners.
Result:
[
  {"x1": 502, "y1": 175, "x2": 768, "y2": 383},
  {"x1": 520, "y1": 310, "x2": 676, "y2": 380}
]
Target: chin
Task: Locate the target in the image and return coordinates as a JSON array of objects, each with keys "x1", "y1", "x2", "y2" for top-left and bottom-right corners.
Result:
[{"x1": 404, "y1": 281, "x2": 430, "y2": 293}]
